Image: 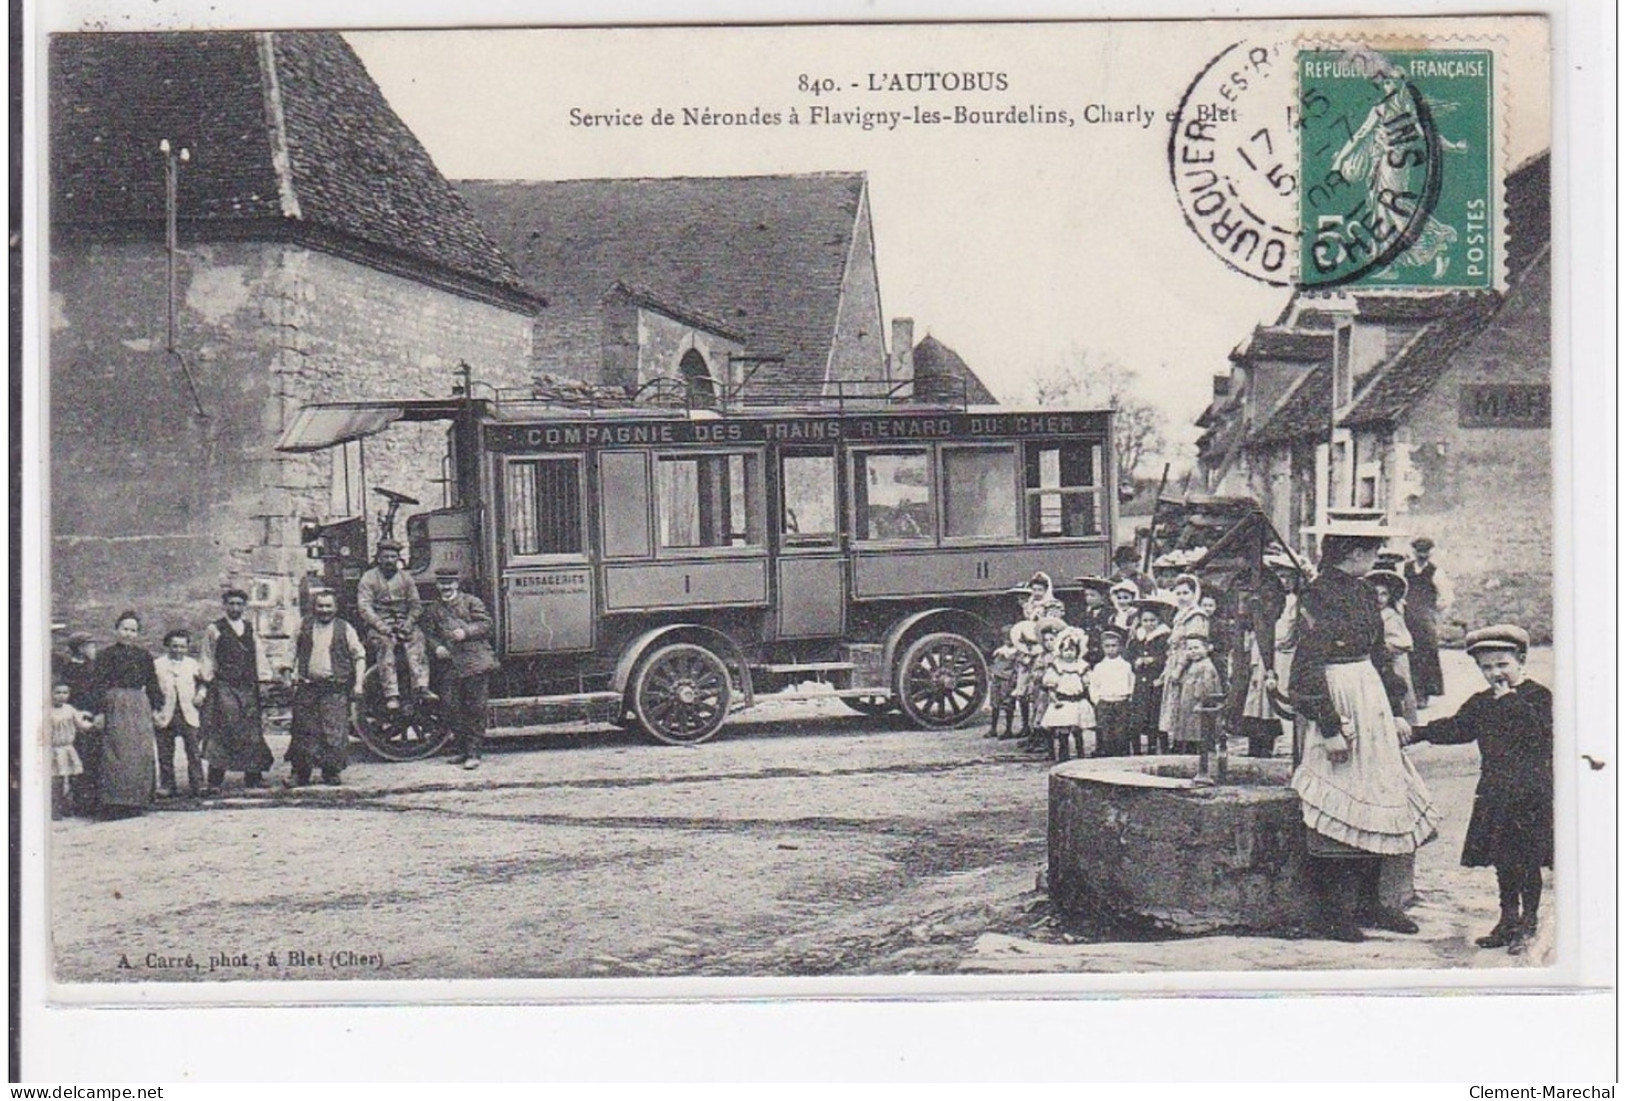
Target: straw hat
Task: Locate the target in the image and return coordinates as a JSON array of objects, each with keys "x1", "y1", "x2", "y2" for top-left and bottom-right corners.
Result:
[
  {"x1": 1300, "y1": 516, "x2": 1404, "y2": 539},
  {"x1": 1363, "y1": 569, "x2": 1408, "y2": 601}
]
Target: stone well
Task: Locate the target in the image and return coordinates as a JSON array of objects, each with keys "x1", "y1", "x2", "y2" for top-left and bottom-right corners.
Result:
[{"x1": 1048, "y1": 756, "x2": 1413, "y2": 935}]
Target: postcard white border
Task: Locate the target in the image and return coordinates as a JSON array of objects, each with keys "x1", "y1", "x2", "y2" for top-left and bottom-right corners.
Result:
[{"x1": 14, "y1": 0, "x2": 1616, "y2": 1081}]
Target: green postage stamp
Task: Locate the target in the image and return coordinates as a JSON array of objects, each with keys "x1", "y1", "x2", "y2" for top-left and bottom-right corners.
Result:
[{"x1": 1298, "y1": 48, "x2": 1496, "y2": 291}]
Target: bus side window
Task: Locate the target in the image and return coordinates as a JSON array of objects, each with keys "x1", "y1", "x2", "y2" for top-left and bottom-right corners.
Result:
[
  {"x1": 506, "y1": 456, "x2": 585, "y2": 557},
  {"x1": 942, "y1": 445, "x2": 1018, "y2": 539},
  {"x1": 853, "y1": 449, "x2": 934, "y2": 542},
  {"x1": 1024, "y1": 441, "x2": 1101, "y2": 539},
  {"x1": 657, "y1": 452, "x2": 763, "y2": 550},
  {"x1": 781, "y1": 451, "x2": 837, "y2": 543}
]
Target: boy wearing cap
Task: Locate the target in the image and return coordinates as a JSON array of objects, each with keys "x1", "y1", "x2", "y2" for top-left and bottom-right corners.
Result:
[
  {"x1": 357, "y1": 540, "x2": 432, "y2": 710},
  {"x1": 985, "y1": 637, "x2": 1022, "y2": 739},
  {"x1": 1410, "y1": 624, "x2": 1553, "y2": 954},
  {"x1": 423, "y1": 568, "x2": 500, "y2": 768}
]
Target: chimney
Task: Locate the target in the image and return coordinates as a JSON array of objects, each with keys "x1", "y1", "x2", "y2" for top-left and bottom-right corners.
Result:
[{"x1": 890, "y1": 317, "x2": 915, "y2": 382}]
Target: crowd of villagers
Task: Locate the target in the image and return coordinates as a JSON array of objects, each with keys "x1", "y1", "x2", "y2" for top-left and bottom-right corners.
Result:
[{"x1": 985, "y1": 529, "x2": 1552, "y2": 954}]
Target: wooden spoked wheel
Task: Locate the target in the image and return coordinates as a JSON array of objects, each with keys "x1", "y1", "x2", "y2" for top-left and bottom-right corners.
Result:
[
  {"x1": 352, "y1": 685, "x2": 454, "y2": 762},
  {"x1": 840, "y1": 696, "x2": 895, "y2": 716},
  {"x1": 631, "y1": 643, "x2": 732, "y2": 745},
  {"x1": 894, "y1": 632, "x2": 989, "y2": 729}
]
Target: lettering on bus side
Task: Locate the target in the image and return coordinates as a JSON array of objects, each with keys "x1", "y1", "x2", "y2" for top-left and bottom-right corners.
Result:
[{"x1": 487, "y1": 413, "x2": 1105, "y2": 450}]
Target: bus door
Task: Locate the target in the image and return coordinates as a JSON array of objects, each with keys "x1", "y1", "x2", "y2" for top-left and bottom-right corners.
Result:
[
  {"x1": 598, "y1": 448, "x2": 770, "y2": 614},
  {"x1": 775, "y1": 448, "x2": 845, "y2": 637},
  {"x1": 498, "y1": 453, "x2": 595, "y2": 654}
]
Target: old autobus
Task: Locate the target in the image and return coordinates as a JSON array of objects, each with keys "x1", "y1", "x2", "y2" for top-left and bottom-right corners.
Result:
[{"x1": 277, "y1": 378, "x2": 1116, "y2": 752}]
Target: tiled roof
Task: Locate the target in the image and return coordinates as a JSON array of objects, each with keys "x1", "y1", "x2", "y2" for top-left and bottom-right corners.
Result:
[
  {"x1": 1505, "y1": 151, "x2": 1551, "y2": 279},
  {"x1": 1246, "y1": 150, "x2": 1551, "y2": 440},
  {"x1": 1248, "y1": 363, "x2": 1332, "y2": 446},
  {"x1": 608, "y1": 281, "x2": 746, "y2": 343},
  {"x1": 1340, "y1": 153, "x2": 1551, "y2": 428},
  {"x1": 1339, "y1": 292, "x2": 1511, "y2": 427},
  {"x1": 458, "y1": 174, "x2": 867, "y2": 390},
  {"x1": 912, "y1": 334, "x2": 999, "y2": 405},
  {"x1": 49, "y1": 32, "x2": 532, "y2": 304},
  {"x1": 1229, "y1": 326, "x2": 1334, "y2": 363}
]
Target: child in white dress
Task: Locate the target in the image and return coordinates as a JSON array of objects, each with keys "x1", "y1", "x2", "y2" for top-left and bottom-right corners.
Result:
[{"x1": 47, "y1": 682, "x2": 89, "y2": 818}]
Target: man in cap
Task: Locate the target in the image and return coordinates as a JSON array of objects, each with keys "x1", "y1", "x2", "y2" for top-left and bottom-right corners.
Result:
[
  {"x1": 356, "y1": 539, "x2": 432, "y2": 710},
  {"x1": 423, "y1": 567, "x2": 500, "y2": 769},
  {"x1": 199, "y1": 587, "x2": 275, "y2": 793},
  {"x1": 286, "y1": 589, "x2": 366, "y2": 787},
  {"x1": 1402, "y1": 536, "x2": 1453, "y2": 706}
]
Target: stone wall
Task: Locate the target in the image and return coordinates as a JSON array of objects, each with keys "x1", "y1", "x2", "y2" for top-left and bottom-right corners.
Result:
[
  {"x1": 1391, "y1": 253, "x2": 1553, "y2": 640},
  {"x1": 49, "y1": 237, "x2": 532, "y2": 659},
  {"x1": 824, "y1": 188, "x2": 888, "y2": 389},
  {"x1": 531, "y1": 303, "x2": 603, "y2": 383}
]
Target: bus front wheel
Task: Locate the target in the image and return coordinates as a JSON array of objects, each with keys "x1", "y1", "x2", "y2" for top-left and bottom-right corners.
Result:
[
  {"x1": 895, "y1": 632, "x2": 988, "y2": 729},
  {"x1": 631, "y1": 643, "x2": 732, "y2": 745}
]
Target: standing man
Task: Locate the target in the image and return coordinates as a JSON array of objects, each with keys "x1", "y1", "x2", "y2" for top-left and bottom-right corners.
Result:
[
  {"x1": 1402, "y1": 536, "x2": 1453, "y2": 707},
  {"x1": 356, "y1": 539, "x2": 432, "y2": 710},
  {"x1": 286, "y1": 589, "x2": 366, "y2": 788},
  {"x1": 423, "y1": 567, "x2": 500, "y2": 770},
  {"x1": 199, "y1": 588, "x2": 275, "y2": 793}
]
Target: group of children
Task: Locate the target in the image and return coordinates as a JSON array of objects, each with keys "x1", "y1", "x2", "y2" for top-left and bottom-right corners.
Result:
[
  {"x1": 985, "y1": 571, "x2": 1225, "y2": 764},
  {"x1": 981, "y1": 561, "x2": 1553, "y2": 957}
]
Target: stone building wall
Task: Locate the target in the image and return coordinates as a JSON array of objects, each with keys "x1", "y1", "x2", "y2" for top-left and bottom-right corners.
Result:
[
  {"x1": 824, "y1": 190, "x2": 888, "y2": 390},
  {"x1": 50, "y1": 237, "x2": 532, "y2": 658},
  {"x1": 1390, "y1": 253, "x2": 1553, "y2": 640}
]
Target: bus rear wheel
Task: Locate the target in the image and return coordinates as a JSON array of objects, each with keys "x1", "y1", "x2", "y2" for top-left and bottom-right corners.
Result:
[
  {"x1": 632, "y1": 643, "x2": 732, "y2": 745},
  {"x1": 895, "y1": 632, "x2": 988, "y2": 729},
  {"x1": 841, "y1": 696, "x2": 895, "y2": 716}
]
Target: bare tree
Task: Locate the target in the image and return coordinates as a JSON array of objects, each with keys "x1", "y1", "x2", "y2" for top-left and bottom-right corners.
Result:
[{"x1": 1028, "y1": 354, "x2": 1169, "y2": 487}]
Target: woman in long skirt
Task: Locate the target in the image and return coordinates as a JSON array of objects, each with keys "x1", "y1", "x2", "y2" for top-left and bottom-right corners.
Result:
[
  {"x1": 88, "y1": 611, "x2": 162, "y2": 818},
  {"x1": 1156, "y1": 574, "x2": 1209, "y2": 748},
  {"x1": 1290, "y1": 528, "x2": 1439, "y2": 941}
]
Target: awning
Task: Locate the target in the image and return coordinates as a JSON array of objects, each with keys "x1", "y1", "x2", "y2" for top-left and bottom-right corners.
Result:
[{"x1": 275, "y1": 404, "x2": 405, "y2": 453}]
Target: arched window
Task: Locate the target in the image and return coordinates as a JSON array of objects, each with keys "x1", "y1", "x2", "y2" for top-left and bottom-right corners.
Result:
[{"x1": 679, "y1": 348, "x2": 717, "y2": 407}]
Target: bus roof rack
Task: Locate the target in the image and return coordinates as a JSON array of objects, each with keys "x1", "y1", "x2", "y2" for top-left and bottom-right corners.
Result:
[{"x1": 492, "y1": 371, "x2": 971, "y2": 417}]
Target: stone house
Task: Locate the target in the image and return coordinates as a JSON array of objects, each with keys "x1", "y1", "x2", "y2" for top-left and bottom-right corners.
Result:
[
  {"x1": 457, "y1": 173, "x2": 891, "y2": 400},
  {"x1": 49, "y1": 32, "x2": 541, "y2": 654},
  {"x1": 1196, "y1": 152, "x2": 1551, "y2": 638}
]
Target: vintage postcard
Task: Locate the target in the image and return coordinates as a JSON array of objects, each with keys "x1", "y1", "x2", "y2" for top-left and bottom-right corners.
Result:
[{"x1": 21, "y1": 6, "x2": 1607, "y2": 1054}]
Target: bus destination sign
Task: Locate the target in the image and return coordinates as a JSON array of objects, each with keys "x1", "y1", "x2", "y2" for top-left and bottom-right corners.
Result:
[{"x1": 485, "y1": 411, "x2": 1109, "y2": 451}]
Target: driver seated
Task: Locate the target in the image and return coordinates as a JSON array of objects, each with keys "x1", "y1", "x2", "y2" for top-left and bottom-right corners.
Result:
[{"x1": 356, "y1": 539, "x2": 435, "y2": 710}]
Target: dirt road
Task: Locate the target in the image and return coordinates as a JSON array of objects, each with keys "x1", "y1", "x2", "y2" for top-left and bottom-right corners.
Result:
[{"x1": 49, "y1": 651, "x2": 1555, "y2": 983}]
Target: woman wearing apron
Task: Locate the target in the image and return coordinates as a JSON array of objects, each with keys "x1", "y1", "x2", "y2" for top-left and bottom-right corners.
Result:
[
  {"x1": 88, "y1": 611, "x2": 161, "y2": 819},
  {"x1": 1290, "y1": 523, "x2": 1439, "y2": 941}
]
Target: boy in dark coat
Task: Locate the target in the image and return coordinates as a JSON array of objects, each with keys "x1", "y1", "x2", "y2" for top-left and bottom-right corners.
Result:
[{"x1": 1411, "y1": 623, "x2": 1552, "y2": 954}]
